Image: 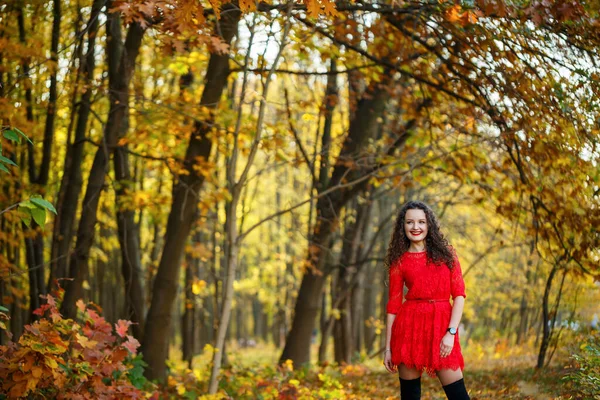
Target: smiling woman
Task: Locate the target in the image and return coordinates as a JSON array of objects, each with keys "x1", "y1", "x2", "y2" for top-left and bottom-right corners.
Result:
[
  {"x1": 405, "y1": 209, "x2": 429, "y2": 246},
  {"x1": 383, "y1": 201, "x2": 470, "y2": 400}
]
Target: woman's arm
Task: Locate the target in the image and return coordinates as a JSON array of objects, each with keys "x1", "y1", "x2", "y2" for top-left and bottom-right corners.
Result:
[
  {"x1": 384, "y1": 313, "x2": 397, "y2": 372},
  {"x1": 385, "y1": 312, "x2": 396, "y2": 350},
  {"x1": 448, "y1": 295, "x2": 465, "y2": 330},
  {"x1": 440, "y1": 295, "x2": 465, "y2": 358}
]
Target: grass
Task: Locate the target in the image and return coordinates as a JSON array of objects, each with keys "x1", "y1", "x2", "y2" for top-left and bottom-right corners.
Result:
[{"x1": 165, "y1": 336, "x2": 587, "y2": 399}]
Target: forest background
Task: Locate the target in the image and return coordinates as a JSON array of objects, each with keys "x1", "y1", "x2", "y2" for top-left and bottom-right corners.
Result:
[{"x1": 0, "y1": 0, "x2": 599, "y2": 398}]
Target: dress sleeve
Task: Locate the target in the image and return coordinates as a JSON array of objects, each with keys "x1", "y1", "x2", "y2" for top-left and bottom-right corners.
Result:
[
  {"x1": 386, "y1": 259, "x2": 404, "y2": 314},
  {"x1": 450, "y1": 249, "x2": 467, "y2": 300}
]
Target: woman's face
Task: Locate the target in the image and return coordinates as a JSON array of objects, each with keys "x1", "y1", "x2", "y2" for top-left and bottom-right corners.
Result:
[{"x1": 404, "y1": 208, "x2": 428, "y2": 243}]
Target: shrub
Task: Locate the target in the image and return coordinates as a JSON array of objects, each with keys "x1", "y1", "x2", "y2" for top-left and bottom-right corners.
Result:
[
  {"x1": 562, "y1": 332, "x2": 600, "y2": 399},
  {"x1": 0, "y1": 292, "x2": 155, "y2": 399}
]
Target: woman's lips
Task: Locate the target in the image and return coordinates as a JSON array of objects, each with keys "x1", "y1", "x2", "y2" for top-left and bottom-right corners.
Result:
[{"x1": 410, "y1": 231, "x2": 423, "y2": 235}]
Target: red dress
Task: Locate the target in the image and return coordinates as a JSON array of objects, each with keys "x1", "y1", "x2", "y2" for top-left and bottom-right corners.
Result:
[{"x1": 386, "y1": 249, "x2": 467, "y2": 376}]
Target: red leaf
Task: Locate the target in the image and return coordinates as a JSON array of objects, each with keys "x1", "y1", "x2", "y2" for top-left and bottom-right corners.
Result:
[
  {"x1": 115, "y1": 320, "x2": 131, "y2": 338},
  {"x1": 45, "y1": 294, "x2": 56, "y2": 307},
  {"x1": 123, "y1": 335, "x2": 140, "y2": 354}
]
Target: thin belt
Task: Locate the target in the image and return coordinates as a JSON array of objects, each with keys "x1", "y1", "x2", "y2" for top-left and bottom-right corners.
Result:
[{"x1": 405, "y1": 298, "x2": 449, "y2": 303}]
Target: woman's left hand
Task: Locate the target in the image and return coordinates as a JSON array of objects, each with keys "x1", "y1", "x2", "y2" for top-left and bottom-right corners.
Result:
[{"x1": 440, "y1": 332, "x2": 454, "y2": 358}]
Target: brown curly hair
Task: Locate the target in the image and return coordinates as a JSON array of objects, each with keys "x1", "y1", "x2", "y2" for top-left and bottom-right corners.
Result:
[{"x1": 384, "y1": 200, "x2": 455, "y2": 271}]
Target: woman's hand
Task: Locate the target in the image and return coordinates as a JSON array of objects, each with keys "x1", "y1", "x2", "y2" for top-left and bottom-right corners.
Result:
[
  {"x1": 440, "y1": 332, "x2": 454, "y2": 358},
  {"x1": 384, "y1": 350, "x2": 397, "y2": 373}
]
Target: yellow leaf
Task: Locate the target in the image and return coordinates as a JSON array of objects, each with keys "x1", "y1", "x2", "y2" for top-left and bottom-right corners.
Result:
[
  {"x1": 44, "y1": 356, "x2": 58, "y2": 369},
  {"x1": 177, "y1": 384, "x2": 186, "y2": 395},
  {"x1": 191, "y1": 279, "x2": 206, "y2": 295},
  {"x1": 76, "y1": 333, "x2": 97, "y2": 349},
  {"x1": 332, "y1": 308, "x2": 341, "y2": 320}
]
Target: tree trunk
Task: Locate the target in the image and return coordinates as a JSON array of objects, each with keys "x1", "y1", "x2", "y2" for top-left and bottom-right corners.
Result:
[
  {"x1": 50, "y1": 0, "x2": 103, "y2": 290},
  {"x1": 17, "y1": 2, "x2": 57, "y2": 319},
  {"x1": 208, "y1": 10, "x2": 291, "y2": 392},
  {"x1": 279, "y1": 77, "x2": 391, "y2": 366},
  {"x1": 114, "y1": 114, "x2": 145, "y2": 340},
  {"x1": 537, "y1": 261, "x2": 562, "y2": 369},
  {"x1": 182, "y1": 231, "x2": 201, "y2": 367},
  {"x1": 60, "y1": 12, "x2": 146, "y2": 318},
  {"x1": 142, "y1": 5, "x2": 242, "y2": 381}
]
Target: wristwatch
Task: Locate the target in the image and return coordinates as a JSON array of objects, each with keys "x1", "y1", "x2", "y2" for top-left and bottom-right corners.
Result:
[{"x1": 447, "y1": 327, "x2": 457, "y2": 335}]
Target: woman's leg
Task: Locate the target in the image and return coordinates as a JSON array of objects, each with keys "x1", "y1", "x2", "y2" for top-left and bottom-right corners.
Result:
[
  {"x1": 398, "y1": 364, "x2": 421, "y2": 400},
  {"x1": 436, "y1": 369, "x2": 470, "y2": 400}
]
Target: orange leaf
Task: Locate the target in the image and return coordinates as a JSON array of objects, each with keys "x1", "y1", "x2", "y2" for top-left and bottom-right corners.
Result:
[
  {"x1": 305, "y1": 0, "x2": 321, "y2": 18},
  {"x1": 322, "y1": 0, "x2": 339, "y2": 16},
  {"x1": 31, "y1": 366, "x2": 43, "y2": 378},
  {"x1": 461, "y1": 10, "x2": 480, "y2": 25},
  {"x1": 239, "y1": 0, "x2": 257, "y2": 12},
  {"x1": 445, "y1": 4, "x2": 463, "y2": 22}
]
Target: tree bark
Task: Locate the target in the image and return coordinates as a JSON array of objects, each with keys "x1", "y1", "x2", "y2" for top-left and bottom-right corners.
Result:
[{"x1": 141, "y1": 5, "x2": 242, "y2": 381}]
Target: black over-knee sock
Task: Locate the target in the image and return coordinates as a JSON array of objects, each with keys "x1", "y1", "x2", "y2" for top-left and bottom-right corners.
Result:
[
  {"x1": 442, "y1": 378, "x2": 470, "y2": 400},
  {"x1": 399, "y1": 376, "x2": 421, "y2": 400}
]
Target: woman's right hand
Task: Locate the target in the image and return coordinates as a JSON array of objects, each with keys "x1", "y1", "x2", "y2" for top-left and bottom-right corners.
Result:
[{"x1": 383, "y1": 350, "x2": 396, "y2": 373}]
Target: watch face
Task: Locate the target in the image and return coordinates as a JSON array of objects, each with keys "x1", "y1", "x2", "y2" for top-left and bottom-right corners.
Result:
[{"x1": 448, "y1": 327, "x2": 457, "y2": 335}]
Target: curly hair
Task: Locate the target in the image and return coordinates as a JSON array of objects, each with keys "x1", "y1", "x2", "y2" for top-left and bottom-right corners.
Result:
[{"x1": 384, "y1": 200, "x2": 455, "y2": 271}]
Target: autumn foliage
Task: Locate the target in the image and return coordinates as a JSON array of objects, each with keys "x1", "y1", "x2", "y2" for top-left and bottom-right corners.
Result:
[{"x1": 0, "y1": 291, "x2": 152, "y2": 399}]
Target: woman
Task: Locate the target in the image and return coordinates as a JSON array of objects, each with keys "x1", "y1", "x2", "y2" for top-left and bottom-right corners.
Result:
[{"x1": 383, "y1": 200, "x2": 470, "y2": 400}]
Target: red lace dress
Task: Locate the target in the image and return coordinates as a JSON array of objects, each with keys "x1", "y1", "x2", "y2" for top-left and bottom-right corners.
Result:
[{"x1": 386, "y1": 249, "x2": 467, "y2": 376}]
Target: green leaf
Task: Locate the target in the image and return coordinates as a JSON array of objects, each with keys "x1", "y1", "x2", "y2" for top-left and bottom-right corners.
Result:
[
  {"x1": 0, "y1": 163, "x2": 9, "y2": 173},
  {"x1": 0, "y1": 155, "x2": 17, "y2": 166},
  {"x1": 3, "y1": 129, "x2": 20, "y2": 144},
  {"x1": 21, "y1": 209, "x2": 32, "y2": 228},
  {"x1": 14, "y1": 127, "x2": 33, "y2": 145},
  {"x1": 19, "y1": 200, "x2": 36, "y2": 209},
  {"x1": 31, "y1": 207, "x2": 46, "y2": 229},
  {"x1": 30, "y1": 197, "x2": 57, "y2": 214},
  {"x1": 0, "y1": 305, "x2": 9, "y2": 312}
]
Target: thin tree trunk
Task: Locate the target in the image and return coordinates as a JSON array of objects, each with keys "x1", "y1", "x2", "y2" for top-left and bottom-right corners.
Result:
[
  {"x1": 207, "y1": 10, "x2": 291, "y2": 393},
  {"x1": 182, "y1": 230, "x2": 201, "y2": 367},
  {"x1": 537, "y1": 259, "x2": 565, "y2": 369},
  {"x1": 50, "y1": 0, "x2": 103, "y2": 291},
  {"x1": 141, "y1": 5, "x2": 242, "y2": 381},
  {"x1": 60, "y1": 11, "x2": 146, "y2": 318},
  {"x1": 17, "y1": 5, "x2": 48, "y2": 319},
  {"x1": 114, "y1": 108, "x2": 145, "y2": 339},
  {"x1": 279, "y1": 77, "x2": 392, "y2": 366}
]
